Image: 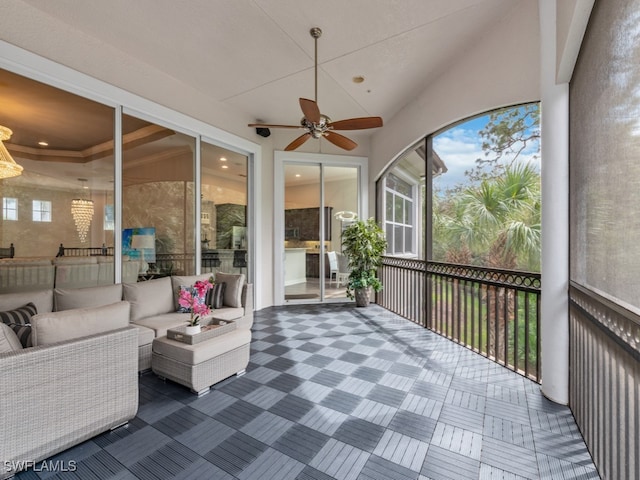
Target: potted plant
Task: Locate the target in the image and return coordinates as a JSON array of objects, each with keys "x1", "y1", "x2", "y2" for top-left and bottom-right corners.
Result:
[
  {"x1": 178, "y1": 279, "x2": 213, "y2": 334},
  {"x1": 341, "y1": 217, "x2": 387, "y2": 307}
]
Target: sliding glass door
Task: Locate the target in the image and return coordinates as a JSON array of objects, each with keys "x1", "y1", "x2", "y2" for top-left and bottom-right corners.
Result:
[{"x1": 280, "y1": 157, "x2": 362, "y2": 303}]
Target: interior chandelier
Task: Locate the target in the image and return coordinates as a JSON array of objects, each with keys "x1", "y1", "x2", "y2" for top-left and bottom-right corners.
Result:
[
  {"x1": 0, "y1": 125, "x2": 23, "y2": 179},
  {"x1": 71, "y1": 179, "x2": 94, "y2": 242}
]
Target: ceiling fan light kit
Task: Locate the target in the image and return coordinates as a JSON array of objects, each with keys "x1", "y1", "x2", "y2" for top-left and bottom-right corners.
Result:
[{"x1": 248, "y1": 27, "x2": 383, "y2": 151}]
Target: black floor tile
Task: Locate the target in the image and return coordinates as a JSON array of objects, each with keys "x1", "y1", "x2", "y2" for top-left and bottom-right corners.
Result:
[
  {"x1": 272, "y1": 424, "x2": 330, "y2": 463},
  {"x1": 212, "y1": 400, "x2": 264, "y2": 430},
  {"x1": 367, "y1": 384, "x2": 408, "y2": 408},
  {"x1": 320, "y1": 389, "x2": 363, "y2": 414},
  {"x1": 268, "y1": 394, "x2": 316, "y2": 422},
  {"x1": 333, "y1": 417, "x2": 386, "y2": 452}
]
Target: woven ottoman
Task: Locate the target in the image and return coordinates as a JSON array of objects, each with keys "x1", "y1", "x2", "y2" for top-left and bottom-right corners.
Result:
[{"x1": 152, "y1": 328, "x2": 251, "y2": 396}]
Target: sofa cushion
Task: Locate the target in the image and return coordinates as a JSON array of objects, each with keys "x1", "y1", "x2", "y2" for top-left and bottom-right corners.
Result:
[
  {"x1": 0, "y1": 257, "x2": 52, "y2": 265},
  {"x1": 0, "y1": 302, "x2": 37, "y2": 347},
  {"x1": 0, "y1": 322, "x2": 23, "y2": 352},
  {"x1": 171, "y1": 274, "x2": 214, "y2": 310},
  {"x1": 31, "y1": 301, "x2": 130, "y2": 346},
  {"x1": 207, "y1": 282, "x2": 226, "y2": 309},
  {"x1": 153, "y1": 328, "x2": 251, "y2": 365},
  {"x1": 131, "y1": 312, "x2": 193, "y2": 338},
  {"x1": 55, "y1": 283, "x2": 123, "y2": 311},
  {"x1": 0, "y1": 289, "x2": 53, "y2": 315},
  {"x1": 209, "y1": 307, "x2": 244, "y2": 322},
  {"x1": 215, "y1": 272, "x2": 245, "y2": 308},
  {"x1": 132, "y1": 324, "x2": 155, "y2": 347},
  {"x1": 123, "y1": 276, "x2": 174, "y2": 322},
  {"x1": 53, "y1": 256, "x2": 98, "y2": 265}
]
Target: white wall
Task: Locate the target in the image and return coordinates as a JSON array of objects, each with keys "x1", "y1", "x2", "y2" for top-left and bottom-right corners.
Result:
[{"x1": 368, "y1": 0, "x2": 541, "y2": 193}]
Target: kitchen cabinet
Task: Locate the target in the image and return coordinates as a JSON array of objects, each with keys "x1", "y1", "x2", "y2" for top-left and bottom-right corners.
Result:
[
  {"x1": 305, "y1": 252, "x2": 331, "y2": 278},
  {"x1": 284, "y1": 207, "x2": 333, "y2": 241}
]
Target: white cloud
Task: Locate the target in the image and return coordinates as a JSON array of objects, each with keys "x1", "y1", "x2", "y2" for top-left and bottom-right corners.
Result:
[{"x1": 432, "y1": 123, "x2": 540, "y2": 191}]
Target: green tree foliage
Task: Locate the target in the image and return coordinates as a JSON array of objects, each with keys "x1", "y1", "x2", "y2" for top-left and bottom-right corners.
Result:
[{"x1": 434, "y1": 104, "x2": 541, "y2": 272}]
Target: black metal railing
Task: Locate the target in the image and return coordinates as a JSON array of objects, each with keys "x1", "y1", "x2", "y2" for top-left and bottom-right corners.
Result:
[
  {"x1": 56, "y1": 243, "x2": 113, "y2": 257},
  {"x1": 378, "y1": 257, "x2": 541, "y2": 382}
]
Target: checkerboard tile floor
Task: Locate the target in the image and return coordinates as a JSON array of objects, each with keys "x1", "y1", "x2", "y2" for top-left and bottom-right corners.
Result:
[{"x1": 15, "y1": 304, "x2": 600, "y2": 479}]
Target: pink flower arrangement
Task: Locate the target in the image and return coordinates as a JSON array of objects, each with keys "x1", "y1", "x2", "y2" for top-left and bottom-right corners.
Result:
[{"x1": 178, "y1": 279, "x2": 214, "y2": 326}]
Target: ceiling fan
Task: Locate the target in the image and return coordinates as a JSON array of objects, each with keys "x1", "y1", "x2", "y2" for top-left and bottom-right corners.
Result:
[{"x1": 249, "y1": 27, "x2": 383, "y2": 151}]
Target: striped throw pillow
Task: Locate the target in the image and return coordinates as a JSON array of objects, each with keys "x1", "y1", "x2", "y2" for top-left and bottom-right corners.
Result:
[
  {"x1": 0, "y1": 302, "x2": 37, "y2": 348},
  {"x1": 207, "y1": 282, "x2": 226, "y2": 309},
  {"x1": 9, "y1": 324, "x2": 32, "y2": 348}
]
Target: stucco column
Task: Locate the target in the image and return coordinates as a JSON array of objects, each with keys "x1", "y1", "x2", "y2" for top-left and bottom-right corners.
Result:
[{"x1": 540, "y1": 0, "x2": 569, "y2": 404}]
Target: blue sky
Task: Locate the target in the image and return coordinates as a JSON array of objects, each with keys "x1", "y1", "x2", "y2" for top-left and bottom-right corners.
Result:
[{"x1": 432, "y1": 109, "x2": 540, "y2": 192}]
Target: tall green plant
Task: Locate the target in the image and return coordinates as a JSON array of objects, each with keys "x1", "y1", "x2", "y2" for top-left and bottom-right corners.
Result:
[{"x1": 341, "y1": 218, "x2": 387, "y2": 300}]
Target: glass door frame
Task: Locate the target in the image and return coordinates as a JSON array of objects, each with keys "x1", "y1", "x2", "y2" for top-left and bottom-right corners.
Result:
[{"x1": 274, "y1": 151, "x2": 369, "y2": 305}]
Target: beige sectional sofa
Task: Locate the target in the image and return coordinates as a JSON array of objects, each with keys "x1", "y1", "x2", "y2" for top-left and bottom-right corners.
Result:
[
  {"x1": 0, "y1": 291, "x2": 138, "y2": 480},
  {"x1": 0, "y1": 272, "x2": 253, "y2": 478},
  {"x1": 0, "y1": 256, "x2": 140, "y2": 293},
  {"x1": 0, "y1": 258, "x2": 55, "y2": 293},
  {"x1": 122, "y1": 273, "x2": 253, "y2": 371}
]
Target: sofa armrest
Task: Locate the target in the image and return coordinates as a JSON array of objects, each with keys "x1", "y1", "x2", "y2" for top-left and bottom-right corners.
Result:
[
  {"x1": 238, "y1": 283, "x2": 254, "y2": 330},
  {"x1": 0, "y1": 327, "x2": 138, "y2": 478}
]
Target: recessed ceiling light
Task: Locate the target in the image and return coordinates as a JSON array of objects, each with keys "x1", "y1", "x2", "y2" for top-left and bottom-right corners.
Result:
[
  {"x1": 220, "y1": 157, "x2": 227, "y2": 162},
  {"x1": 38, "y1": 141, "x2": 48, "y2": 146},
  {"x1": 295, "y1": 174, "x2": 301, "y2": 178},
  {"x1": 221, "y1": 165, "x2": 229, "y2": 169},
  {"x1": 352, "y1": 75, "x2": 365, "y2": 84}
]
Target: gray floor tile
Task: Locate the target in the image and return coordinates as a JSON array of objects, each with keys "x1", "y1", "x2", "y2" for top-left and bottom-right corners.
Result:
[{"x1": 15, "y1": 304, "x2": 599, "y2": 480}]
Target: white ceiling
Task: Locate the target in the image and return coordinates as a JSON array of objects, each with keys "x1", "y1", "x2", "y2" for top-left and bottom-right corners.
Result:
[{"x1": 19, "y1": 0, "x2": 521, "y2": 132}]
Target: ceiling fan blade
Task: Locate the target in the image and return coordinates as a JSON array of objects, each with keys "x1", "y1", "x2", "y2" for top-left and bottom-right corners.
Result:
[
  {"x1": 324, "y1": 131, "x2": 358, "y2": 151},
  {"x1": 328, "y1": 116, "x2": 383, "y2": 130},
  {"x1": 284, "y1": 133, "x2": 311, "y2": 151},
  {"x1": 299, "y1": 98, "x2": 321, "y2": 124},
  {"x1": 248, "y1": 123, "x2": 301, "y2": 129}
]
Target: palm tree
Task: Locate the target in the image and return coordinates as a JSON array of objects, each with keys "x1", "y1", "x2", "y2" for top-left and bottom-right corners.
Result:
[
  {"x1": 436, "y1": 162, "x2": 540, "y2": 271},
  {"x1": 432, "y1": 162, "x2": 540, "y2": 361}
]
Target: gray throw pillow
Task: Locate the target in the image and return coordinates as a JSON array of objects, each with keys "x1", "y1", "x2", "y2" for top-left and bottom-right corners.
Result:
[
  {"x1": 215, "y1": 272, "x2": 245, "y2": 308},
  {"x1": 0, "y1": 323, "x2": 22, "y2": 352}
]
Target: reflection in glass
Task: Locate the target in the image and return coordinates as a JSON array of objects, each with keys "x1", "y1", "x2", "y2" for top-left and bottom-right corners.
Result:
[
  {"x1": 282, "y1": 163, "x2": 359, "y2": 302},
  {"x1": 0, "y1": 68, "x2": 116, "y2": 288},
  {"x1": 122, "y1": 114, "x2": 195, "y2": 278},
  {"x1": 201, "y1": 142, "x2": 248, "y2": 276}
]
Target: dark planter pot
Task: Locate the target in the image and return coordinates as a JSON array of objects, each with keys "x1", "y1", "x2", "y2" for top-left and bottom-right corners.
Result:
[{"x1": 354, "y1": 287, "x2": 371, "y2": 307}]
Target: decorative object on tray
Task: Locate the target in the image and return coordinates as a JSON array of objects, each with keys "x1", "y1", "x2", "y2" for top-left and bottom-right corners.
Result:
[
  {"x1": 177, "y1": 278, "x2": 214, "y2": 333},
  {"x1": 167, "y1": 320, "x2": 236, "y2": 344}
]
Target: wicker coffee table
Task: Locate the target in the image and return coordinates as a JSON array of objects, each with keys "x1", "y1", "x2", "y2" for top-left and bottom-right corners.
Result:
[{"x1": 152, "y1": 320, "x2": 251, "y2": 396}]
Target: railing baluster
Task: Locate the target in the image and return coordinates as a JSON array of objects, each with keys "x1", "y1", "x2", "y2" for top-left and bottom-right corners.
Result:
[
  {"x1": 524, "y1": 292, "x2": 530, "y2": 378},
  {"x1": 514, "y1": 290, "x2": 519, "y2": 373}
]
